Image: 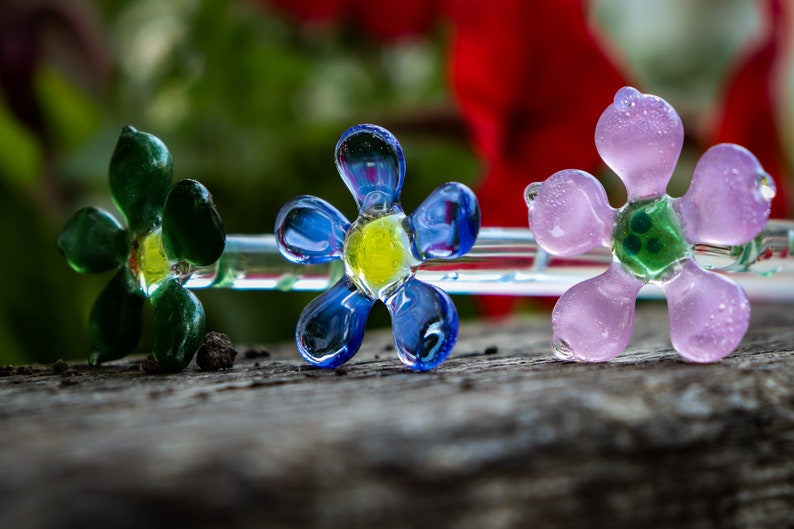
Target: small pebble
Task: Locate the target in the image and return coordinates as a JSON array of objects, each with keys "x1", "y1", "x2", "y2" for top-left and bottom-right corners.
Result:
[
  {"x1": 141, "y1": 355, "x2": 164, "y2": 374},
  {"x1": 52, "y1": 359, "x2": 69, "y2": 374},
  {"x1": 196, "y1": 332, "x2": 237, "y2": 371}
]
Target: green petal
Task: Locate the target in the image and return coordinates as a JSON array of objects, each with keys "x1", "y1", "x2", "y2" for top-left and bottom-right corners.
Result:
[
  {"x1": 57, "y1": 207, "x2": 129, "y2": 273},
  {"x1": 88, "y1": 268, "x2": 145, "y2": 365},
  {"x1": 162, "y1": 179, "x2": 226, "y2": 266},
  {"x1": 150, "y1": 278, "x2": 205, "y2": 371},
  {"x1": 109, "y1": 126, "x2": 173, "y2": 237}
]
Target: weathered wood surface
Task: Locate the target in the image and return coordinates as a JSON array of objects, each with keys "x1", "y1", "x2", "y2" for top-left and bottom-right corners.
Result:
[{"x1": 1, "y1": 302, "x2": 793, "y2": 529}]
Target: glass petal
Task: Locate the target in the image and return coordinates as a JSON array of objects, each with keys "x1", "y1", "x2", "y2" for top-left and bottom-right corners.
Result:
[
  {"x1": 162, "y1": 179, "x2": 226, "y2": 266},
  {"x1": 551, "y1": 262, "x2": 642, "y2": 362},
  {"x1": 527, "y1": 170, "x2": 615, "y2": 256},
  {"x1": 109, "y1": 126, "x2": 173, "y2": 237},
  {"x1": 88, "y1": 268, "x2": 145, "y2": 365},
  {"x1": 150, "y1": 278, "x2": 205, "y2": 371},
  {"x1": 385, "y1": 278, "x2": 457, "y2": 371},
  {"x1": 662, "y1": 259, "x2": 750, "y2": 363},
  {"x1": 410, "y1": 182, "x2": 481, "y2": 260},
  {"x1": 275, "y1": 196, "x2": 350, "y2": 264},
  {"x1": 595, "y1": 87, "x2": 683, "y2": 200},
  {"x1": 673, "y1": 144, "x2": 775, "y2": 246},
  {"x1": 335, "y1": 124, "x2": 405, "y2": 214},
  {"x1": 57, "y1": 207, "x2": 129, "y2": 274},
  {"x1": 296, "y1": 276, "x2": 374, "y2": 368}
]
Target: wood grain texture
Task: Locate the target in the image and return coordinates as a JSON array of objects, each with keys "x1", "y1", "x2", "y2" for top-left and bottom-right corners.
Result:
[{"x1": 0, "y1": 302, "x2": 792, "y2": 529}]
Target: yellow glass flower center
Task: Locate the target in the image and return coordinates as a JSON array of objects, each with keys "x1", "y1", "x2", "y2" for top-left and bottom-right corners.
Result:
[
  {"x1": 129, "y1": 228, "x2": 175, "y2": 295},
  {"x1": 343, "y1": 213, "x2": 418, "y2": 299}
]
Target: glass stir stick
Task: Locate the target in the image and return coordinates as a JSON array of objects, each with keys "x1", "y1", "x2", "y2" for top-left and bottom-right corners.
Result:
[{"x1": 186, "y1": 221, "x2": 794, "y2": 301}]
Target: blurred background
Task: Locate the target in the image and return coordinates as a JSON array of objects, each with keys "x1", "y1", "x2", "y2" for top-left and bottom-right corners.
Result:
[{"x1": 0, "y1": 0, "x2": 791, "y2": 364}]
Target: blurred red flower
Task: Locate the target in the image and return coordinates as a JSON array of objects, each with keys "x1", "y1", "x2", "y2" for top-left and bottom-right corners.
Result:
[
  {"x1": 712, "y1": 0, "x2": 790, "y2": 219},
  {"x1": 266, "y1": 0, "x2": 438, "y2": 38}
]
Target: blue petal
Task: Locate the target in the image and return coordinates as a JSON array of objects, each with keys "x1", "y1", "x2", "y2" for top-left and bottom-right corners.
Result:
[
  {"x1": 275, "y1": 196, "x2": 350, "y2": 264},
  {"x1": 410, "y1": 182, "x2": 481, "y2": 260},
  {"x1": 296, "y1": 276, "x2": 375, "y2": 368},
  {"x1": 385, "y1": 278, "x2": 457, "y2": 371},
  {"x1": 335, "y1": 124, "x2": 405, "y2": 214}
]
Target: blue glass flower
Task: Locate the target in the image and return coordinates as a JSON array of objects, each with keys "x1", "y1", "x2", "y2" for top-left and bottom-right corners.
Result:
[{"x1": 275, "y1": 124, "x2": 481, "y2": 371}]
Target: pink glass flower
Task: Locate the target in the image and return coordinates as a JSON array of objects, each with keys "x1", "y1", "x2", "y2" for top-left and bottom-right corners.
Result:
[{"x1": 526, "y1": 86, "x2": 776, "y2": 363}]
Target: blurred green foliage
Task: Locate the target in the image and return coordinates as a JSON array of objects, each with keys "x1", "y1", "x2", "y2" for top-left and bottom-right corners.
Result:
[{"x1": 0, "y1": 0, "x2": 479, "y2": 363}]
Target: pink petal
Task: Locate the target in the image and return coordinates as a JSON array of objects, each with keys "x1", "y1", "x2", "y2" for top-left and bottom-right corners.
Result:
[
  {"x1": 595, "y1": 87, "x2": 683, "y2": 200},
  {"x1": 526, "y1": 170, "x2": 615, "y2": 256},
  {"x1": 551, "y1": 262, "x2": 642, "y2": 362},
  {"x1": 673, "y1": 144, "x2": 775, "y2": 246},
  {"x1": 662, "y1": 259, "x2": 750, "y2": 363}
]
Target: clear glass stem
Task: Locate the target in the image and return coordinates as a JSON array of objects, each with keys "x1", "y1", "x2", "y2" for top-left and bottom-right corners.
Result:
[{"x1": 186, "y1": 221, "x2": 794, "y2": 301}]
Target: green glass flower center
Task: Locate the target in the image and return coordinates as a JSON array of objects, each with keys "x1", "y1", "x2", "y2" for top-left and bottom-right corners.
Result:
[
  {"x1": 129, "y1": 228, "x2": 179, "y2": 295},
  {"x1": 613, "y1": 197, "x2": 691, "y2": 280},
  {"x1": 344, "y1": 213, "x2": 418, "y2": 299}
]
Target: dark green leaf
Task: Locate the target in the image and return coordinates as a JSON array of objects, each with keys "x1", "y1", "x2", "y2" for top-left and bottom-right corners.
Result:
[
  {"x1": 56, "y1": 207, "x2": 129, "y2": 274},
  {"x1": 88, "y1": 268, "x2": 145, "y2": 365},
  {"x1": 151, "y1": 278, "x2": 205, "y2": 371},
  {"x1": 109, "y1": 126, "x2": 172, "y2": 237},
  {"x1": 162, "y1": 179, "x2": 225, "y2": 266}
]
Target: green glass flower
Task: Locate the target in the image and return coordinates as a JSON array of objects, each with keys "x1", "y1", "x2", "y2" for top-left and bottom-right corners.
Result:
[{"x1": 57, "y1": 126, "x2": 225, "y2": 371}]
